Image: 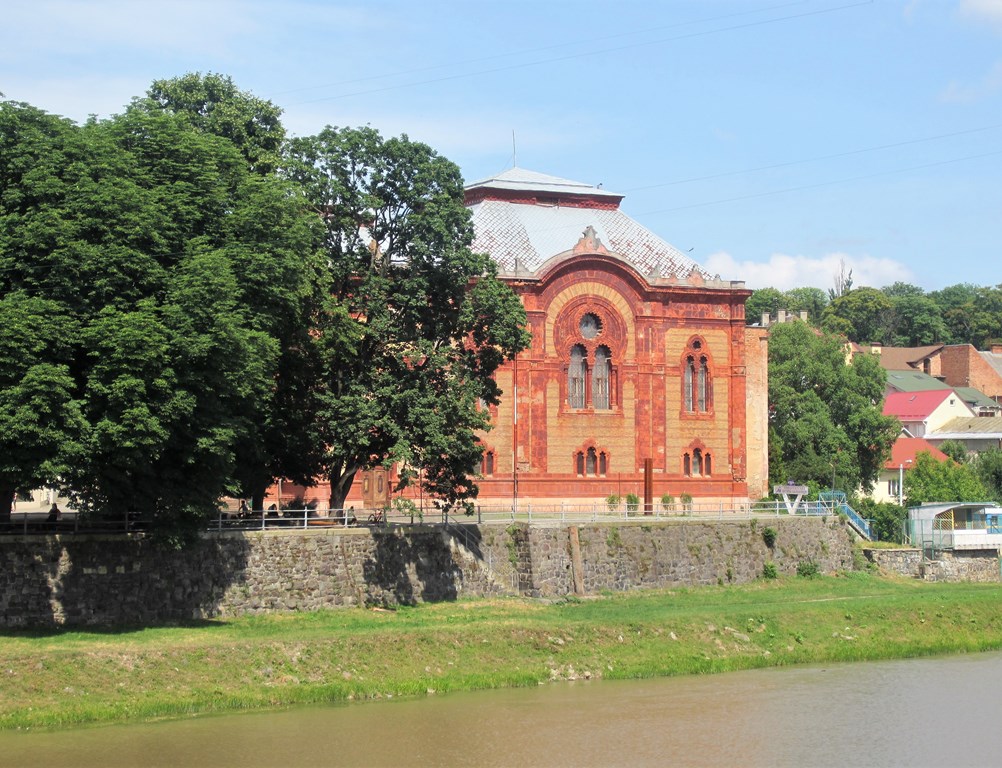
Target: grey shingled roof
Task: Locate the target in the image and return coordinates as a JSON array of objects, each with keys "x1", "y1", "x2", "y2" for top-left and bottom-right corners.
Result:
[
  {"x1": 466, "y1": 168, "x2": 713, "y2": 280},
  {"x1": 979, "y1": 350, "x2": 1002, "y2": 377}
]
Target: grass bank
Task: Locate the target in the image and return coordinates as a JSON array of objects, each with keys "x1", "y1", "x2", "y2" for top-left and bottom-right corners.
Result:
[{"x1": 3, "y1": 572, "x2": 1002, "y2": 730}]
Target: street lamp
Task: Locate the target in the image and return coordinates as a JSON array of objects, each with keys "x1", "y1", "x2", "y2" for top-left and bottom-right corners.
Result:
[{"x1": 898, "y1": 459, "x2": 912, "y2": 507}]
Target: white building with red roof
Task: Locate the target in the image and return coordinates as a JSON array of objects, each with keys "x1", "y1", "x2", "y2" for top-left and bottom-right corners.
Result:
[
  {"x1": 882, "y1": 389, "x2": 975, "y2": 438},
  {"x1": 872, "y1": 437, "x2": 949, "y2": 505}
]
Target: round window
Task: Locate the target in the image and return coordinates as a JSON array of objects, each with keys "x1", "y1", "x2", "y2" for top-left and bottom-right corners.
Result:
[{"x1": 579, "y1": 313, "x2": 602, "y2": 339}]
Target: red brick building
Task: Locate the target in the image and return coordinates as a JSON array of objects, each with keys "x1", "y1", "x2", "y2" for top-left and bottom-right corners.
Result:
[
  {"x1": 462, "y1": 168, "x2": 768, "y2": 506},
  {"x1": 285, "y1": 168, "x2": 769, "y2": 511}
]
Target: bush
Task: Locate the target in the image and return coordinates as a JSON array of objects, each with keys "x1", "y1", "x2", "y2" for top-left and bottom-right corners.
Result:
[
  {"x1": 679, "y1": 492, "x2": 693, "y2": 512},
  {"x1": 606, "y1": 494, "x2": 621, "y2": 512},
  {"x1": 762, "y1": 527, "x2": 777, "y2": 548},
  {"x1": 625, "y1": 493, "x2": 640, "y2": 514},
  {"x1": 762, "y1": 561, "x2": 778, "y2": 579},
  {"x1": 660, "y1": 493, "x2": 675, "y2": 512},
  {"x1": 796, "y1": 560, "x2": 820, "y2": 578}
]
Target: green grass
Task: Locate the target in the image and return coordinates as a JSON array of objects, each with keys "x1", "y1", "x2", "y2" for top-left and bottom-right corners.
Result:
[{"x1": 3, "y1": 572, "x2": 1002, "y2": 730}]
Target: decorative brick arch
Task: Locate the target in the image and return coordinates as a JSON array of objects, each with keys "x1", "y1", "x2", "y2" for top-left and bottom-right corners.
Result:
[{"x1": 544, "y1": 281, "x2": 637, "y2": 359}]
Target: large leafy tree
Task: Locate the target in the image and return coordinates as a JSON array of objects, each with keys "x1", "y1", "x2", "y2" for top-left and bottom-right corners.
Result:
[
  {"x1": 821, "y1": 287, "x2": 894, "y2": 344},
  {"x1": 141, "y1": 74, "x2": 326, "y2": 510},
  {"x1": 284, "y1": 126, "x2": 530, "y2": 511},
  {"x1": 145, "y1": 72, "x2": 286, "y2": 175},
  {"x1": 1, "y1": 91, "x2": 319, "y2": 539},
  {"x1": 768, "y1": 321, "x2": 898, "y2": 494},
  {"x1": 904, "y1": 451, "x2": 989, "y2": 505}
]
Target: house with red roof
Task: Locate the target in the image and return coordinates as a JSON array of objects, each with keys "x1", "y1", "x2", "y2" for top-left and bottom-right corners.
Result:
[
  {"x1": 871, "y1": 437, "x2": 949, "y2": 505},
  {"x1": 882, "y1": 389, "x2": 974, "y2": 438}
]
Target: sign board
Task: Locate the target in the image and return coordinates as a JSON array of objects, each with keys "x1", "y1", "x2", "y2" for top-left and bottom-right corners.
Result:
[{"x1": 774, "y1": 484, "x2": 809, "y2": 495}]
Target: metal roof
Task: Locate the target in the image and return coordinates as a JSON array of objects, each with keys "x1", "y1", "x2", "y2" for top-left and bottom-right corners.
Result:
[
  {"x1": 466, "y1": 168, "x2": 715, "y2": 280},
  {"x1": 885, "y1": 370, "x2": 951, "y2": 392},
  {"x1": 464, "y1": 167, "x2": 623, "y2": 201}
]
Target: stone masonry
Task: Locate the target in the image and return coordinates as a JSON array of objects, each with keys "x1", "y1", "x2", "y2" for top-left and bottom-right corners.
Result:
[{"x1": 1, "y1": 517, "x2": 854, "y2": 628}]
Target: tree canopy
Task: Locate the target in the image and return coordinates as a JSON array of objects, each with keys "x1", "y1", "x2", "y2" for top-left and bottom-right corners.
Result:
[
  {"x1": 767, "y1": 321, "x2": 898, "y2": 494},
  {"x1": 284, "y1": 126, "x2": 530, "y2": 511}
]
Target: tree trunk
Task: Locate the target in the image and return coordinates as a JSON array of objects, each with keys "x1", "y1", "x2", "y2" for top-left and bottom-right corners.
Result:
[
  {"x1": 0, "y1": 482, "x2": 15, "y2": 523},
  {"x1": 328, "y1": 469, "x2": 358, "y2": 516},
  {"x1": 251, "y1": 484, "x2": 267, "y2": 513}
]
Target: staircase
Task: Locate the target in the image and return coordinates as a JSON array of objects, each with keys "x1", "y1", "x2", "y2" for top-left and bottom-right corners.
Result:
[{"x1": 818, "y1": 491, "x2": 872, "y2": 540}]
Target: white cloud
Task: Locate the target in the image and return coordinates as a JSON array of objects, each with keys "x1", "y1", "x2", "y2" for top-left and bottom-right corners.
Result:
[
  {"x1": 703, "y1": 251, "x2": 913, "y2": 292},
  {"x1": 959, "y1": 0, "x2": 1002, "y2": 30}
]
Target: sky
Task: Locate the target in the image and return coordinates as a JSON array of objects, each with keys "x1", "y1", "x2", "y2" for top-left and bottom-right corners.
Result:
[{"x1": 3, "y1": 0, "x2": 1001, "y2": 294}]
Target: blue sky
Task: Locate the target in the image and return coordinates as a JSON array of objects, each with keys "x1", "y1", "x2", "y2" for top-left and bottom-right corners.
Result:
[{"x1": 3, "y1": 0, "x2": 1001, "y2": 293}]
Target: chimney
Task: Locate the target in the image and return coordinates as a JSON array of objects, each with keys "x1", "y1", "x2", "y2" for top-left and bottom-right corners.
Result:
[
  {"x1": 799, "y1": 310, "x2": 808, "y2": 321},
  {"x1": 761, "y1": 312, "x2": 770, "y2": 327},
  {"x1": 871, "y1": 343, "x2": 882, "y2": 355},
  {"x1": 777, "y1": 309, "x2": 786, "y2": 324}
]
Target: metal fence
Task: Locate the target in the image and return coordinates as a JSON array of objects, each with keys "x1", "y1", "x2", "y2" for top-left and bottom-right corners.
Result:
[{"x1": 1, "y1": 499, "x2": 843, "y2": 536}]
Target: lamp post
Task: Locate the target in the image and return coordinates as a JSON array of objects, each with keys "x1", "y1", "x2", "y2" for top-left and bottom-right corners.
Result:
[
  {"x1": 898, "y1": 459, "x2": 912, "y2": 507},
  {"x1": 898, "y1": 463, "x2": 904, "y2": 507}
]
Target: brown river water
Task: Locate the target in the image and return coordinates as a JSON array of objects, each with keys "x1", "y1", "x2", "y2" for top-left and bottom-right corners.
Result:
[{"x1": 3, "y1": 652, "x2": 1001, "y2": 767}]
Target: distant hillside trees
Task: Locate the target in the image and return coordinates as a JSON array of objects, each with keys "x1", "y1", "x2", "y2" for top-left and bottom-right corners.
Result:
[{"x1": 749, "y1": 281, "x2": 1002, "y2": 349}]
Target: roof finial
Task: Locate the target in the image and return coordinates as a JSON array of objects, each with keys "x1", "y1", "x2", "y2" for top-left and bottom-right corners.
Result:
[{"x1": 512, "y1": 130, "x2": 517, "y2": 168}]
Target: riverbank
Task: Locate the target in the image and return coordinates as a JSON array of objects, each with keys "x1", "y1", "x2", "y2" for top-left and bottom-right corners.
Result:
[{"x1": 3, "y1": 572, "x2": 1002, "y2": 730}]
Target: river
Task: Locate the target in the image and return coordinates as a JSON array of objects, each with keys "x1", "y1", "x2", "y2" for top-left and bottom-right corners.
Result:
[{"x1": 3, "y1": 652, "x2": 1000, "y2": 767}]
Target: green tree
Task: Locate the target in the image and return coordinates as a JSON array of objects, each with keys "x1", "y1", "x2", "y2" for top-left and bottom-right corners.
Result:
[
  {"x1": 284, "y1": 126, "x2": 530, "y2": 511},
  {"x1": 821, "y1": 287, "x2": 894, "y2": 343},
  {"x1": 903, "y1": 451, "x2": 989, "y2": 506},
  {"x1": 143, "y1": 74, "x2": 327, "y2": 511},
  {"x1": 144, "y1": 72, "x2": 286, "y2": 174},
  {"x1": 972, "y1": 449, "x2": 1002, "y2": 504},
  {"x1": 768, "y1": 321, "x2": 898, "y2": 493},
  {"x1": 880, "y1": 281, "x2": 925, "y2": 299},
  {"x1": 1, "y1": 93, "x2": 319, "y2": 540},
  {"x1": 888, "y1": 294, "x2": 947, "y2": 346},
  {"x1": 745, "y1": 287, "x2": 784, "y2": 325},
  {"x1": 854, "y1": 497, "x2": 907, "y2": 543},
  {"x1": 937, "y1": 439, "x2": 969, "y2": 464},
  {"x1": 783, "y1": 287, "x2": 827, "y2": 324},
  {"x1": 0, "y1": 295, "x2": 85, "y2": 521},
  {"x1": 930, "y1": 283, "x2": 1002, "y2": 348}
]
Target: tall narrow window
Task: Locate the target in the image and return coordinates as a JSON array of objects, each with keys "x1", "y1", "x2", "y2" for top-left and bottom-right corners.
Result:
[
  {"x1": 683, "y1": 453, "x2": 691, "y2": 476},
  {"x1": 593, "y1": 346, "x2": 611, "y2": 410},
  {"x1": 599, "y1": 451, "x2": 607, "y2": 476},
  {"x1": 704, "y1": 453, "x2": 712, "y2": 476},
  {"x1": 576, "y1": 452, "x2": 585, "y2": 476},
  {"x1": 568, "y1": 345, "x2": 587, "y2": 409},
  {"x1": 698, "y1": 357, "x2": 709, "y2": 412},
  {"x1": 684, "y1": 357, "x2": 695, "y2": 412},
  {"x1": 693, "y1": 448, "x2": 703, "y2": 476},
  {"x1": 586, "y1": 447, "x2": 598, "y2": 476},
  {"x1": 483, "y1": 451, "x2": 494, "y2": 476}
]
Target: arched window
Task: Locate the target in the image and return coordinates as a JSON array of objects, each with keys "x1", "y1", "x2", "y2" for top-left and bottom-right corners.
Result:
[
  {"x1": 698, "y1": 357, "x2": 710, "y2": 412},
  {"x1": 683, "y1": 453, "x2": 691, "y2": 476},
  {"x1": 483, "y1": 451, "x2": 494, "y2": 476},
  {"x1": 704, "y1": 453, "x2": 712, "y2": 476},
  {"x1": 684, "y1": 356, "x2": 695, "y2": 412},
  {"x1": 683, "y1": 339, "x2": 712, "y2": 414},
  {"x1": 586, "y1": 447, "x2": 598, "y2": 476},
  {"x1": 599, "y1": 451, "x2": 607, "y2": 476},
  {"x1": 593, "y1": 346, "x2": 611, "y2": 410},
  {"x1": 693, "y1": 448, "x2": 703, "y2": 476},
  {"x1": 568, "y1": 345, "x2": 587, "y2": 409},
  {"x1": 576, "y1": 452, "x2": 585, "y2": 476}
]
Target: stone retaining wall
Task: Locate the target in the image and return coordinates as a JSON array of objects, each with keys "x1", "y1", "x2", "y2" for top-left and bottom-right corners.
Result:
[
  {"x1": 1, "y1": 517, "x2": 853, "y2": 628},
  {"x1": 864, "y1": 548, "x2": 1001, "y2": 582}
]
